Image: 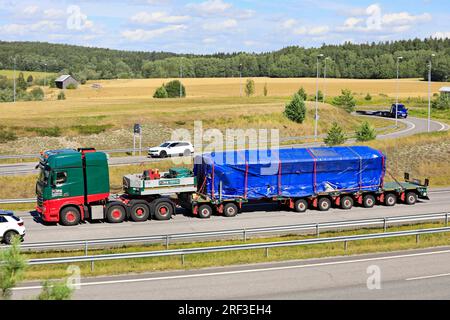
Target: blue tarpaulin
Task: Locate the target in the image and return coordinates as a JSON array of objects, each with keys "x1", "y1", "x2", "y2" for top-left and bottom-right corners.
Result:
[{"x1": 193, "y1": 146, "x2": 385, "y2": 200}]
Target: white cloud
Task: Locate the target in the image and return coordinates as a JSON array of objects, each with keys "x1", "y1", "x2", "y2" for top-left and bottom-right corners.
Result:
[
  {"x1": 202, "y1": 37, "x2": 216, "y2": 44},
  {"x1": 121, "y1": 24, "x2": 187, "y2": 41},
  {"x1": 202, "y1": 18, "x2": 237, "y2": 31},
  {"x1": 0, "y1": 20, "x2": 59, "y2": 35},
  {"x1": 43, "y1": 8, "x2": 66, "y2": 19},
  {"x1": 433, "y1": 31, "x2": 450, "y2": 39},
  {"x1": 293, "y1": 25, "x2": 329, "y2": 36},
  {"x1": 23, "y1": 5, "x2": 39, "y2": 15},
  {"x1": 382, "y1": 12, "x2": 431, "y2": 26},
  {"x1": 188, "y1": 0, "x2": 232, "y2": 15},
  {"x1": 282, "y1": 19, "x2": 297, "y2": 29},
  {"x1": 131, "y1": 11, "x2": 190, "y2": 24},
  {"x1": 343, "y1": 17, "x2": 363, "y2": 28}
]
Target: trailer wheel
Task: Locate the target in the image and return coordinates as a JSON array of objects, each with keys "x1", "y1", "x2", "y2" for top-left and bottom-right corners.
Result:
[
  {"x1": 363, "y1": 194, "x2": 376, "y2": 208},
  {"x1": 60, "y1": 206, "x2": 81, "y2": 226},
  {"x1": 384, "y1": 193, "x2": 397, "y2": 206},
  {"x1": 223, "y1": 203, "x2": 238, "y2": 217},
  {"x1": 294, "y1": 199, "x2": 308, "y2": 213},
  {"x1": 405, "y1": 192, "x2": 417, "y2": 205},
  {"x1": 198, "y1": 204, "x2": 212, "y2": 219},
  {"x1": 340, "y1": 196, "x2": 353, "y2": 210},
  {"x1": 129, "y1": 200, "x2": 150, "y2": 222},
  {"x1": 318, "y1": 197, "x2": 331, "y2": 211},
  {"x1": 106, "y1": 203, "x2": 126, "y2": 223},
  {"x1": 152, "y1": 198, "x2": 173, "y2": 220}
]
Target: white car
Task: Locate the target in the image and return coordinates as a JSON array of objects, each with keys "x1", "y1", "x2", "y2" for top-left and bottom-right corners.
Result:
[
  {"x1": 148, "y1": 141, "x2": 194, "y2": 158},
  {"x1": 0, "y1": 210, "x2": 25, "y2": 245}
]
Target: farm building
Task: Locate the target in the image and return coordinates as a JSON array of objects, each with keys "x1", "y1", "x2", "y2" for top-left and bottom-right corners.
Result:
[
  {"x1": 439, "y1": 87, "x2": 450, "y2": 97},
  {"x1": 55, "y1": 75, "x2": 78, "y2": 89}
]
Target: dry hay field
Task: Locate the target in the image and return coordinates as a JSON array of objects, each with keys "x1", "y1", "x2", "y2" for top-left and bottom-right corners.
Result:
[{"x1": 0, "y1": 77, "x2": 412, "y2": 155}]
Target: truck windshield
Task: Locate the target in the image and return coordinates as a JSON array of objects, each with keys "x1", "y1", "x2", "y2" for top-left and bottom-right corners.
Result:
[{"x1": 38, "y1": 167, "x2": 50, "y2": 185}]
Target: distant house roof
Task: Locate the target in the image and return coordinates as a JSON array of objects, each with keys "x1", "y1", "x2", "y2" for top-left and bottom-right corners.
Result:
[
  {"x1": 439, "y1": 87, "x2": 450, "y2": 93},
  {"x1": 55, "y1": 75, "x2": 73, "y2": 82}
]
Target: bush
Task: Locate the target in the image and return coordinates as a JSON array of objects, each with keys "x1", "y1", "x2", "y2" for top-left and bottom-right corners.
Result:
[
  {"x1": 0, "y1": 129, "x2": 17, "y2": 143},
  {"x1": 356, "y1": 121, "x2": 377, "y2": 141},
  {"x1": 284, "y1": 93, "x2": 306, "y2": 123},
  {"x1": 245, "y1": 79, "x2": 255, "y2": 97},
  {"x1": 297, "y1": 87, "x2": 307, "y2": 101},
  {"x1": 153, "y1": 86, "x2": 168, "y2": 98},
  {"x1": 30, "y1": 87, "x2": 44, "y2": 101},
  {"x1": 164, "y1": 80, "x2": 185, "y2": 98},
  {"x1": 37, "y1": 280, "x2": 73, "y2": 300},
  {"x1": 57, "y1": 91, "x2": 66, "y2": 100},
  {"x1": 263, "y1": 83, "x2": 268, "y2": 96},
  {"x1": 0, "y1": 237, "x2": 26, "y2": 299},
  {"x1": 66, "y1": 83, "x2": 77, "y2": 90},
  {"x1": 365, "y1": 93, "x2": 372, "y2": 101},
  {"x1": 26, "y1": 126, "x2": 61, "y2": 137},
  {"x1": 432, "y1": 94, "x2": 450, "y2": 110},
  {"x1": 315, "y1": 90, "x2": 324, "y2": 102},
  {"x1": 332, "y1": 89, "x2": 356, "y2": 113},
  {"x1": 26, "y1": 75, "x2": 33, "y2": 84},
  {"x1": 324, "y1": 122, "x2": 346, "y2": 146}
]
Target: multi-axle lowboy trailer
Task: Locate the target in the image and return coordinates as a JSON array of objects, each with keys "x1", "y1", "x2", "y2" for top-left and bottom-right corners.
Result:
[{"x1": 36, "y1": 147, "x2": 429, "y2": 226}]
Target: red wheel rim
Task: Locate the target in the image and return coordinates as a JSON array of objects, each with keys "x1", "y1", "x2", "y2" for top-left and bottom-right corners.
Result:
[
  {"x1": 112, "y1": 209, "x2": 121, "y2": 219},
  {"x1": 202, "y1": 209, "x2": 209, "y2": 215},
  {"x1": 66, "y1": 211, "x2": 75, "y2": 222},
  {"x1": 159, "y1": 206, "x2": 168, "y2": 215},
  {"x1": 136, "y1": 208, "x2": 144, "y2": 216}
]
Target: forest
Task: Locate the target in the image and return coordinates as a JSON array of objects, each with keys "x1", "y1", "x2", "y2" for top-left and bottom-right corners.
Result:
[{"x1": 0, "y1": 38, "x2": 449, "y2": 82}]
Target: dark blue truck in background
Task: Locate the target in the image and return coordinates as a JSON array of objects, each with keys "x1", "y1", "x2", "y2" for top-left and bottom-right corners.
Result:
[{"x1": 357, "y1": 103, "x2": 408, "y2": 118}]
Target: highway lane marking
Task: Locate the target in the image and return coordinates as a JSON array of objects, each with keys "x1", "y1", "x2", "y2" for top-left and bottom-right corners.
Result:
[
  {"x1": 13, "y1": 248, "x2": 450, "y2": 291},
  {"x1": 406, "y1": 272, "x2": 450, "y2": 281}
]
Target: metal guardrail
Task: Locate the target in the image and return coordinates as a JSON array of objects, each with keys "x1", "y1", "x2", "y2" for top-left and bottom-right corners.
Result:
[
  {"x1": 0, "y1": 198, "x2": 35, "y2": 204},
  {"x1": 8, "y1": 211, "x2": 450, "y2": 252},
  {"x1": 26, "y1": 226, "x2": 450, "y2": 268}
]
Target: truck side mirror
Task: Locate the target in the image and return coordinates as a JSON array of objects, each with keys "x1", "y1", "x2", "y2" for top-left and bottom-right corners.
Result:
[{"x1": 404, "y1": 172, "x2": 409, "y2": 181}]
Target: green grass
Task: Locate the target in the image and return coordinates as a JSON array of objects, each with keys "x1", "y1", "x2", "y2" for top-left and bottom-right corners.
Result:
[
  {"x1": 17, "y1": 221, "x2": 450, "y2": 281},
  {"x1": 0, "y1": 69, "x2": 56, "y2": 80}
]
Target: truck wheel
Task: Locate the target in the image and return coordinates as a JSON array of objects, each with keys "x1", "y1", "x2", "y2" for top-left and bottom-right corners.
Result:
[
  {"x1": 129, "y1": 200, "x2": 150, "y2": 222},
  {"x1": 106, "y1": 203, "x2": 126, "y2": 223},
  {"x1": 60, "y1": 206, "x2": 81, "y2": 226},
  {"x1": 223, "y1": 203, "x2": 238, "y2": 217},
  {"x1": 159, "y1": 151, "x2": 167, "y2": 158},
  {"x1": 3, "y1": 230, "x2": 18, "y2": 245},
  {"x1": 384, "y1": 193, "x2": 397, "y2": 206},
  {"x1": 318, "y1": 197, "x2": 331, "y2": 211},
  {"x1": 198, "y1": 204, "x2": 212, "y2": 219},
  {"x1": 405, "y1": 192, "x2": 417, "y2": 205},
  {"x1": 152, "y1": 198, "x2": 173, "y2": 220},
  {"x1": 294, "y1": 199, "x2": 308, "y2": 213},
  {"x1": 340, "y1": 196, "x2": 353, "y2": 210},
  {"x1": 363, "y1": 194, "x2": 376, "y2": 208}
]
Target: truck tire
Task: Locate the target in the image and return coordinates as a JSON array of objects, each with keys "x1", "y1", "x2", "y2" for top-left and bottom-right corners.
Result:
[
  {"x1": 384, "y1": 193, "x2": 397, "y2": 206},
  {"x1": 405, "y1": 192, "x2": 417, "y2": 205},
  {"x1": 129, "y1": 200, "x2": 150, "y2": 222},
  {"x1": 159, "y1": 151, "x2": 167, "y2": 158},
  {"x1": 106, "y1": 203, "x2": 126, "y2": 223},
  {"x1": 198, "y1": 204, "x2": 212, "y2": 219},
  {"x1": 340, "y1": 196, "x2": 353, "y2": 210},
  {"x1": 363, "y1": 194, "x2": 376, "y2": 208},
  {"x1": 152, "y1": 198, "x2": 174, "y2": 220},
  {"x1": 223, "y1": 203, "x2": 238, "y2": 217},
  {"x1": 3, "y1": 230, "x2": 18, "y2": 245},
  {"x1": 318, "y1": 197, "x2": 331, "y2": 211},
  {"x1": 60, "y1": 206, "x2": 81, "y2": 226},
  {"x1": 294, "y1": 199, "x2": 308, "y2": 213}
]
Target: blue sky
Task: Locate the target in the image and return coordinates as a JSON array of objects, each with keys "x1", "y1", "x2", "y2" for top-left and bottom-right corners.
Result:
[{"x1": 0, "y1": 0, "x2": 449, "y2": 53}]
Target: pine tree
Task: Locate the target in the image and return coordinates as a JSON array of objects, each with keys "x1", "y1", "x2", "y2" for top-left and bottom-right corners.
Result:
[
  {"x1": 284, "y1": 93, "x2": 306, "y2": 123},
  {"x1": 263, "y1": 83, "x2": 268, "y2": 96},
  {"x1": 245, "y1": 79, "x2": 255, "y2": 97},
  {"x1": 297, "y1": 87, "x2": 307, "y2": 101},
  {"x1": 153, "y1": 85, "x2": 168, "y2": 98},
  {"x1": 356, "y1": 121, "x2": 377, "y2": 141},
  {"x1": 332, "y1": 89, "x2": 356, "y2": 113},
  {"x1": 324, "y1": 122, "x2": 346, "y2": 146}
]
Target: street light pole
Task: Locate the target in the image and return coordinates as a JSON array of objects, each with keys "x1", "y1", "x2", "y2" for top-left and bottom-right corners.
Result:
[
  {"x1": 179, "y1": 59, "x2": 183, "y2": 98},
  {"x1": 44, "y1": 63, "x2": 48, "y2": 87},
  {"x1": 13, "y1": 57, "x2": 16, "y2": 103},
  {"x1": 323, "y1": 57, "x2": 330, "y2": 102},
  {"x1": 428, "y1": 53, "x2": 435, "y2": 132},
  {"x1": 239, "y1": 63, "x2": 243, "y2": 97},
  {"x1": 395, "y1": 56, "x2": 403, "y2": 126},
  {"x1": 314, "y1": 54, "x2": 324, "y2": 141}
]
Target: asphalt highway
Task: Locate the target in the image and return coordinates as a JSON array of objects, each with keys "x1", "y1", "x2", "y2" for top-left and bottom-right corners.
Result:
[
  {"x1": 15, "y1": 188, "x2": 450, "y2": 243},
  {"x1": 12, "y1": 245, "x2": 450, "y2": 299}
]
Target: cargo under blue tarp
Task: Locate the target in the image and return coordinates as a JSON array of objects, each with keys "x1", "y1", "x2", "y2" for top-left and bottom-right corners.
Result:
[{"x1": 193, "y1": 146, "x2": 385, "y2": 200}]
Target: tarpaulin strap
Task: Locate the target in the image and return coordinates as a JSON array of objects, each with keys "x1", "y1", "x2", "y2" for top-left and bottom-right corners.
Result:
[
  {"x1": 306, "y1": 148, "x2": 317, "y2": 194},
  {"x1": 199, "y1": 175, "x2": 207, "y2": 193},
  {"x1": 244, "y1": 161, "x2": 248, "y2": 199},
  {"x1": 347, "y1": 147, "x2": 362, "y2": 191},
  {"x1": 278, "y1": 161, "x2": 282, "y2": 196},
  {"x1": 211, "y1": 164, "x2": 215, "y2": 199}
]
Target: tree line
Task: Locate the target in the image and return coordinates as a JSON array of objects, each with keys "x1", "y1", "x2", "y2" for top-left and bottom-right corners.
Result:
[{"x1": 0, "y1": 38, "x2": 448, "y2": 82}]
